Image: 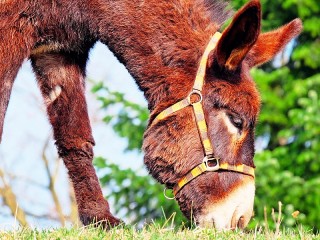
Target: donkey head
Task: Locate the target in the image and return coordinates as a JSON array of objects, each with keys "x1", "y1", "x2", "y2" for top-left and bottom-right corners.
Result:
[{"x1": 143, "y1": 0, "x2": 302, "y2": 230}]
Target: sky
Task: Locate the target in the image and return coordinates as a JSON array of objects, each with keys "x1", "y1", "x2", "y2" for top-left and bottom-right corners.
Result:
[{"x1": 0, "y1": 42, "x2": 147, "y2": 229}]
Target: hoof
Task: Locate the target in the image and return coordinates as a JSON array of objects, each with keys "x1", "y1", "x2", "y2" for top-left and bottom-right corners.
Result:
[
  {"x1": 80, "y1": 211, "x2": 123, "y2": 229},
  {"x1": 79, "y1": 207, "x2": 124, "y2": 229}
]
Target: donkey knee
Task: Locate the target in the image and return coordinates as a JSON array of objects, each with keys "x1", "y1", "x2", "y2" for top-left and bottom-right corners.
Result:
[{"x1": 56, "y1": 139, "x2": 95, "y2": 160}]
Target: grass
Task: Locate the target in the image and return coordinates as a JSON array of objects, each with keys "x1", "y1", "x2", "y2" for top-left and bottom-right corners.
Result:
[
  {"x1": 0, "y1": 224, "x2": 318, "y2": 240},
  {"x1": 0, "y1": 203, "x2": 318, "y2": 240}
]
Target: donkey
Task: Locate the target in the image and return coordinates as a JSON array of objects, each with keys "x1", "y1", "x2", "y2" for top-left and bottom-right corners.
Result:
[{"x1": 0, "y1": 0, "x2": 302, "y2": 230}]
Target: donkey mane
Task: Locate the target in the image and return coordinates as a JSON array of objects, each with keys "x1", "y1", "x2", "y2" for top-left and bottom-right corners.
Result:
[
  {"x1": 186, "y1": 0, "x2": 232, "y2": 29},
  {"x1": 156, "y1": 0, "x2": 233, "y2": 73}
]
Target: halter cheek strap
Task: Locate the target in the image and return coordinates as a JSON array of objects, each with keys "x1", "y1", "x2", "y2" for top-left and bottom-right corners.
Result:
[{"x1": 150, "y1": 32, "x2": 255, "y2": 197}]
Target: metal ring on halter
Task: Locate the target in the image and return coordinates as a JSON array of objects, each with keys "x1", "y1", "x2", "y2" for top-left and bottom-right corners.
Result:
[
  {"x1": 187, "y1": 89, "x2": 203, "y2": 105},
  {"x1": 163, "y1": 187, "x2": 175, "y2": 200},
  {"x1": 203, "y1": 156, "x2": 220, "y2": 171}
]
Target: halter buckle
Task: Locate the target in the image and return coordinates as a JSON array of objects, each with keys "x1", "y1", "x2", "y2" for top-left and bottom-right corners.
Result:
[
  {"x1": 203, "y1": 156, "x2": 220, "y2": 171},
  {"x1": 187, "y1": 89, "x2": 202, "y2": 105}
]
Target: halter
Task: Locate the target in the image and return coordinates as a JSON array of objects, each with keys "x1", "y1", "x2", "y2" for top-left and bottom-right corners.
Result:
[{"x1": 150, "y1": 32, "x2": 255, "y2": 197}]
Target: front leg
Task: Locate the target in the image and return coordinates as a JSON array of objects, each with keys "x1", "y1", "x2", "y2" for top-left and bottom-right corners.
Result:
[{"x1": 31, "y1": 51, "x2": 121, "y2": 228}]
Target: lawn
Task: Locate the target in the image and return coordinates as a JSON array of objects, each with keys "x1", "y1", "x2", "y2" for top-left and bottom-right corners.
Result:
[{"x1": 0, "y1": 223, "x2": 318, "y2": 240}]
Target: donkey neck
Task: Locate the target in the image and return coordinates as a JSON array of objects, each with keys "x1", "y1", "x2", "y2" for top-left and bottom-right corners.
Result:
[{"x1": 94, "y1": 0, "x2": 229, "y2": 110}]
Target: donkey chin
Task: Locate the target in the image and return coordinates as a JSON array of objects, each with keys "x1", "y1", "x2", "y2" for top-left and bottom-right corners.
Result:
[{"x1": 197, "y1": 177, "x2": 255, "y2": 230}]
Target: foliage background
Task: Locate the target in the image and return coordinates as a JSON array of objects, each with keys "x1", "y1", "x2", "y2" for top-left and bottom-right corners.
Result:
[{"x1": 92, "y1": 0, "x2": 319, "y2": 231}]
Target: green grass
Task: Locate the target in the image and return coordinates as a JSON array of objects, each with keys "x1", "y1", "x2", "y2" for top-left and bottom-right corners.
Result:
[
  {"x1": 0, "y1": 224, "x2": 318, "y2": 240},
  {"x1": 0, "y1": 205, "x2": 318, "y2": 240}
]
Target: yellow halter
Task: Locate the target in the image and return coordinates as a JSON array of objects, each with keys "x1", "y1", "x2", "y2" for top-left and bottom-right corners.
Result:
[{"x1": 150, "y1": 32, "x2": 255, "y2": 196}]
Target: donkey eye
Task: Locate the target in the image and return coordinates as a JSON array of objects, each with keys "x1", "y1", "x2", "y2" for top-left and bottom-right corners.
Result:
[{"x1": 227, "y1": 113, "x2": 243, "y2": 129}]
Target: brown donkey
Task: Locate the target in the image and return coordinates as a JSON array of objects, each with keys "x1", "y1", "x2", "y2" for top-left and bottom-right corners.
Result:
[{"x1": 0, "y1": 0, "x2": 302, "y2": 229}]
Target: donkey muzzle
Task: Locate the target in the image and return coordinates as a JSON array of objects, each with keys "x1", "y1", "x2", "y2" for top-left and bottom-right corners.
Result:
[{"x1": 197, "y1": 177, "x2": 255, "y2": 230}]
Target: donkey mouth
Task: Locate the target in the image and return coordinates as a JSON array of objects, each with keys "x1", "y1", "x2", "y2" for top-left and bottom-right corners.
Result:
[{"x1": 197, "y1": 177, "x2": 255, "y2": 230}]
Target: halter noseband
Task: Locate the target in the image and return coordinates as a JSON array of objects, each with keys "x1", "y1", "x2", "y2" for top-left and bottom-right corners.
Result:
[{"x1": 150, "y1": 32, "x2": 255, "y2": 197}]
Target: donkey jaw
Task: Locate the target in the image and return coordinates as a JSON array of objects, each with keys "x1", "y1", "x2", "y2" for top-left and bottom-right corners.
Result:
[{"x1": 197, "y1": 177, "x2": 255, "y2": 230}]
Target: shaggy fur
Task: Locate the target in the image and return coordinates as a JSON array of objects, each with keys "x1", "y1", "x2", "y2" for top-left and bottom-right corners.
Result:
[{"x1": 0, "y1": 0, "x2": 302, "y2": 228}]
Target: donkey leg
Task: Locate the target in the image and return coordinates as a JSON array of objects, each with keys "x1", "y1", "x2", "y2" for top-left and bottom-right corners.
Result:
[
  {"x1": 0, "y1": 32, "x2": 33, "y2": 142},
  {"x1": 31, "y1": 51, "x2": 121, "y2": 228}
]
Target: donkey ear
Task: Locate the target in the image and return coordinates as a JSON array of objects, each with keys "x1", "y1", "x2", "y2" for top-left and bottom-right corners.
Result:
[
  {"x1": 214, "y1": 0, "x2": 261, "y2": 71},
  {"x1": 247, "y1": 18, "x2": 303, "y2": 68}
]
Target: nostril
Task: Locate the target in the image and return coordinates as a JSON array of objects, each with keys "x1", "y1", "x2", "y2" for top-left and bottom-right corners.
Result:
[
  {"x1": 237, "y1": 216, "x2": 245, "y2": 229},
  {"x1": 211, "y1": 218, "x2": 215, "y2": 228}
]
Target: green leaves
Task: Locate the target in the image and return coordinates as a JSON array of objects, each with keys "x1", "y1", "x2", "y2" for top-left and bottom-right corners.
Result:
[
  {"x1": 293, "y1": 42, "x2": 320, "y2": 70},
  {"x1": 93, "y1": 83, "x2": 149, "y2": 151},
  {"x1": 249, "y1": 0, "x2": 320, "y2": 230}
]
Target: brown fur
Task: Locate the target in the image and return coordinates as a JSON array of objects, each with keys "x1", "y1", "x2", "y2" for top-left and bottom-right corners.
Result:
[{"x1": 0, "y1": 0, "x2": 302, "y2": 228}]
